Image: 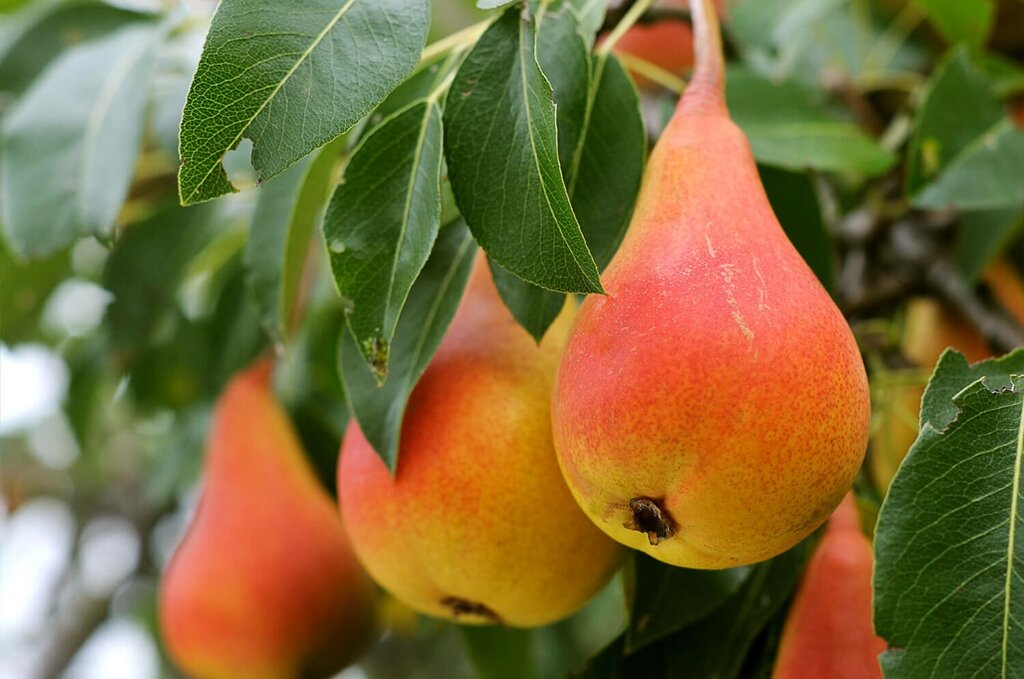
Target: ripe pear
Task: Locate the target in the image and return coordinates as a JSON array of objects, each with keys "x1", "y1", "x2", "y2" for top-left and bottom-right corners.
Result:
[
  {"x1": 160, "y1": 360, "x2": 376, "y2": 679},
  {"x1": 772, "y1": 493, "x2": 886, "y2": 679},
  {"x1": 339, "y1": 257, "x2": 623, "y2": 627},
  {"x1": 551, "y1": 0, "x2": 871, "y2": 569},
  {"x1": 870, "y1": 298, "x2": 989, "y2": 491}
]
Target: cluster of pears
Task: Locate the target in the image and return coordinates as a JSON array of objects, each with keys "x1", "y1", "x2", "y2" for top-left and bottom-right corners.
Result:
[
  {"x1": 159, "y1": 0, "x2": 874, "y2": 675},
  {"x1": 553, "y1": 0, "x2": 870, "y2": 569}
]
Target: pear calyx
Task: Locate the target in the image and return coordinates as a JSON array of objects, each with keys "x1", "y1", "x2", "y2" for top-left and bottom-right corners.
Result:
[
  {"x1": 440, "y1": 596, "x2": 501, "y2": 623},
  {"x1": 624, "y1": 497, "x2": 676, "y2": 545}
]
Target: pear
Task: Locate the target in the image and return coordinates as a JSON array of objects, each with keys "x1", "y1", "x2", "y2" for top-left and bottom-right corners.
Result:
[
  {"x1": 772, "y1": 493, "x2": 886, "y2": 679},
  {"x1": 339, "y1": 257, "x2": 623, "y2": 627},
  {"x1": 551, "y1": 0, "x2": 871, "y2": 569},
  {"x1": 160, "y1": 360, "x2": 376, "y2": 679}
]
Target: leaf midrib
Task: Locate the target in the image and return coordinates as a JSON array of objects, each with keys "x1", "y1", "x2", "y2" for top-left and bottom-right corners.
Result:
[
  {"x1": 385, "y1": 102, "x2": 437, "y2": 340},
  {"x1": 516, "y1": 18, "x2": 598, "y2": 292},
  {"x1": 1002, "y1": 378, "x2": 1024, "y2": 678}
]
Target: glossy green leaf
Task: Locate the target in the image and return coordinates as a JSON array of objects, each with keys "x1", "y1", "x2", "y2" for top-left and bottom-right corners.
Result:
[
  {"x1": 727, "y1": 68, "x2": 894, "y2": 175},
  {"x1": 569, "y1": 53, "x2": 644, "y2": 271},
  {"x1": 919, "y1": 349, "x2": 1024, "y2": 431},
  {"x1": 340, "y1": 222, "x2": 476, "y2": 471},
  {"x1": 913, "y1": 119, "x2": 1024, "y2": 211},
  {"x1": 625, "y1": 555, "x2": 751, "y2": 653},
  {"x1": 325, "y1": 100, "x2": 444, "y2": 381},
  {"x1": 489, "y1": 0, "x2": 593, "y2": 340},
  {"x1": 177, "y1": 0, "x2": 429, "y2": 205},
  {"x1": 913, "y1": 0, "x2": 994, "y2": 46},
  {"x1": 874, "y1": 349, "x2": 1024, "y2": 678},
  {"x1": 658, "y1": 540, "x2": 812, "y2": 678},
  {"x1": 246, "y1": 136, "x2": 346, "y2": 345},
  {"x1": 0, "y1": 22, "x2": 162, "y2": 257},
  {"x1": 494, "y1": 7, "x2": 642, "y2": 340},
  {"x1": 906, "y1": 48, "x2": 1004, "y2": 197},
  {"x1": 443, "y1": 7, "x2": 603, "y2": 294},
  {"x1": 574, "y1": 541, "x2": 811, "y2": 678}
]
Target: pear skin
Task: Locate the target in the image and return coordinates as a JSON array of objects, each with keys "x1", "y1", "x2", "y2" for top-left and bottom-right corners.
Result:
[
  {"x1": 339, "y1": 258, "x2": 623, "y2": 628},
  {"x1": 772, "y1": 493, "x2": 886, "y2": 679},
  {"x1": 551, "y1": 0, "x2": 871, "y2": 569},
  {"x1": 159, "y1": 361, "x2": 376, "y2": 679}
]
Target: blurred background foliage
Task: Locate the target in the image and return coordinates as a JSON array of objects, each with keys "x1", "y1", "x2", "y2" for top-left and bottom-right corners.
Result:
[{"x1": 1, "y1": 0, "x2": 1023, "y2": 678}]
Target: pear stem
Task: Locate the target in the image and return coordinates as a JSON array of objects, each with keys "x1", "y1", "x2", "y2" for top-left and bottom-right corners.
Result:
[{"x1": 678, "y1": 0, "x2": 726, "y2": 115}]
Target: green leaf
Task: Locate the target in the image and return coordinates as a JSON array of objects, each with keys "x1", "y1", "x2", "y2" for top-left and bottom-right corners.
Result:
[
  {"x1": 919, "y1": 349, "x2": 1024, "y2": 431},
  {"x1": 912, "y1": 0, "x2": 995, "y2": 47},
  {"x1": 955, "y1": 207, "x2": 1024, "y2": 283},
  {"x1": 487, "y1": 7, "x2": 642, "y2": 338},
  {"x1": 906, "y1": 48, "x2": 1004, "y2": 197},
  {"x1": 324, "y1": 100, "x2": 444, "y2": 381},
  {"x1": 0, "y1": 0, "x2": 152, "y2": 96},
  {"x1": 488, "y1": 258, "x2": 567, "y2": 342},
  {"x1": 367, "y1": 51, "x2": 462, "y2": 130},
  {"x1": 487, "y1": 0, "x2": 596, "y2": 341},
  {"x1": 759, "y1": 166, "x2": 835, "y2": 294},
  {"x1": 874, "y1": 352, "x2": 1024, "y2": 678},
  {"x1": 177, "y1": 0, "x2": 429, "y2": 205},
  {"x1": 913, "y1": 119, "x2": 1024, "y2": 211},
  {"x1": 657, "y1": 540, "x2": 812, "y2": 679},
  {"x1": 569, "y1": 53, "x2": 644, "y2": 272},
  {"x1": 625, "y1": 555, "x2": 751, "y2": 653},
  {"x1": 246, "y1": 136, "x2": 346, "y2": 345},
  {"x1": 573, "y1": 541, "x2": 812, "y2": 678},
  {"x1": 340, "y1": 222, "x2": 476, "y2": 471},
  {"x1": 535, "y1": 0, "x2": 590, "y2": 176},
  {"x1": 0, "y1": 22, "x2": 162, "y2": 257},
  {"x1": 568, "y1": 0, "x2": 608, "y2": 43},
  {"x1": 726, "y1": 67, "x2": 894, "y2": 175},
  {"x1": 444, "y1": 6, "x2": 604, "y2": 294}
]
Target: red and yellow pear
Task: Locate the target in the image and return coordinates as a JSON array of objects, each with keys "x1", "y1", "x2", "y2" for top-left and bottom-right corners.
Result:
[
  {"x1": 160, "y1": 360, "x2": 375, "y2": 679},
  {"x1": 552, "y1": 0, "x2": 870, "y2": 569},
  {"x1": 339, "y1": 258, "x2": 623, "y2": 627},
  {"x1": 772, "y1": 493, "x2": 886, "y2": 679}
]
